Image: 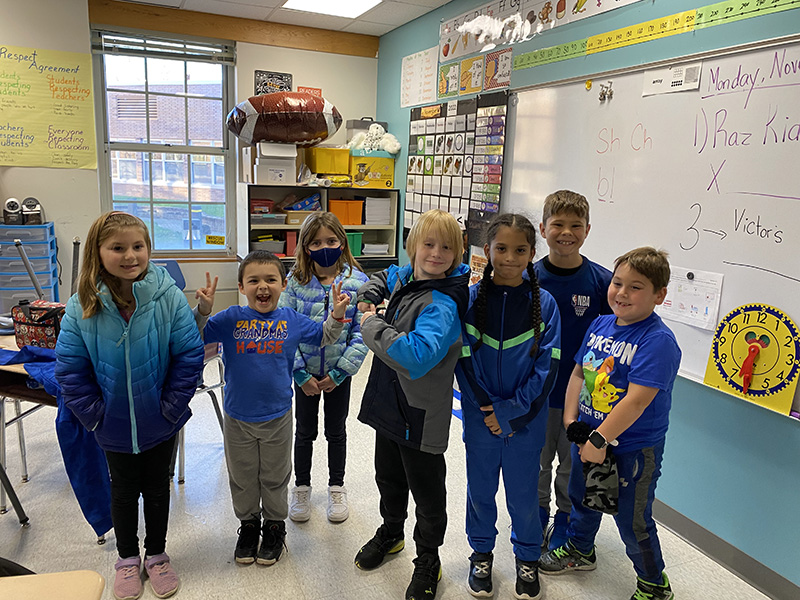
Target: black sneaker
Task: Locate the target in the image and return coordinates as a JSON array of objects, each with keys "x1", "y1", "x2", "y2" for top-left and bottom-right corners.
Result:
[
  {"x1": 514, "y1": 558, "x2": 542, "y2": 600},
  {"x1": 234, "y1": 518, "x2": 260, "y2": 564},
  {"x1": 406, "y1": 553, "x2": 442, "y2": 600},
  {"x1": 354, "y1": 525, "x2": 405, "y2": 570},
  {"x1": 256, "y1": 520, "x2": 286, "y2": 565},
  {"x1": 539, "y1": 541, "x2": 597, "y2": 575},
  {"x1": 631, "y1": 573, "x2": 674, "y2": 600},
  {"x1": 466, "y1": 551, "x2": 493, "y2": 597}
]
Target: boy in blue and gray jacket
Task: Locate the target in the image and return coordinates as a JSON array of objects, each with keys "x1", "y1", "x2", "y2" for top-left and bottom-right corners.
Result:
[{"x1": 353, "y1": 209, "x2": 469, "y2": 600}]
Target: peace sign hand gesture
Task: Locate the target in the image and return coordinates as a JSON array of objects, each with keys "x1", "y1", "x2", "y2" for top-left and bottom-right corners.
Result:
[
  {"x1": 331, "y1": 281, "x2": 351, "y2": 321},
  {"x1": 196, "y1": 271, "x2": 218, "y2": 316}
]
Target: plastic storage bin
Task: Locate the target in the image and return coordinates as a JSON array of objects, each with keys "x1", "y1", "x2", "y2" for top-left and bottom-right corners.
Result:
[
  {"x1": 329, "y1": 200, "x2": 363, "y2": 225},
  {"x1": 251, "y1": 240, "x2": 285, "y2": 253},
  {"x1": 0, "y1": 255, "x2": 57, "y2": 274},
  {"x1": 0, "y1": 267, "x2": 58, "y2": 289},
  {"x1": 0, "y1": 222, "x2": 55, "y2": 243},
  {"x1": 346, "y1": 232, "x2": 363, "y2": 256},
  {"x1": 0, "y1": 238, "x2": 56, "y2": 258},
  {"x1": 0, "y1": 284, "x2": 58, "y2": 314}
]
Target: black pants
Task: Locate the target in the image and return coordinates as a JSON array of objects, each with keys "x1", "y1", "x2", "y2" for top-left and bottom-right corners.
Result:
[
  {"x1": 105, "y1": 435, "x2": 177, "y2": 559},
  {"x1": 374, "y1": 432, "x2": 447, "y2": 556},
  {"x1": 293, "y1": 377, "x2": 351, "y2": 487}
]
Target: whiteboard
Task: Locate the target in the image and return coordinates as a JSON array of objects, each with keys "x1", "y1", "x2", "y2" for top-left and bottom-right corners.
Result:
[{"x1": 504, "y1": 39, "x2": 800, "y2": 411}]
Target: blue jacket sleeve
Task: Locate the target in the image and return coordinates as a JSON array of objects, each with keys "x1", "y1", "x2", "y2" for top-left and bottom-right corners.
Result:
[
  {"x1": 55, "y1": 299, "x2": 105, "y2": 432},
  {"x1": 362, "y1": 293, "x2": 460, "y2": 381},
  {"x1": 160, "y1": 289, "x2": 205, "y2": 424},
  {"x1": 492, "y1": 298, "x2": 562, "y2": 435}
]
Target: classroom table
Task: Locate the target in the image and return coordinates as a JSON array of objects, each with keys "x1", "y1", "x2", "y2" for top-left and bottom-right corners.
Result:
[
  {"x1": 0, "y1": 335, "x2": 57, "y2": 518},
  {"x1": 0, "y1": 569, "x2": 105, "y2": 600}
]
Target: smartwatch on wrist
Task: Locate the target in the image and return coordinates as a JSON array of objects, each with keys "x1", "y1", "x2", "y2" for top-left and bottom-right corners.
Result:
[{"x1": 588, "y1": 430, "x2": 609, "y2": 450}]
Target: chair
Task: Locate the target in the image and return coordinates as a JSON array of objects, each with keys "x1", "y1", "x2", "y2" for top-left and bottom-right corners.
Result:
[
  {"x1": 153, "y1": 260, "x2": 224, "y2": 483},
  {"x1": 174, "y1": 343, "x2": 224, "y2": 484}
]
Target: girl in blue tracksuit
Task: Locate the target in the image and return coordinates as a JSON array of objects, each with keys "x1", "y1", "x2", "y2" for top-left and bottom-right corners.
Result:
[
  {"x1": 279, "y1": 211, "x2": 368, "y2": 523},
  {"x1": 455, "y1": 213, "x2": 561, "y2": 600},
  {"x1": 56, "y1": 212, "x2": 204, "y2": 600}
]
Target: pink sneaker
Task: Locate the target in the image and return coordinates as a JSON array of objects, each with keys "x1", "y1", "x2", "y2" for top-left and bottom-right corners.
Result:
[
  {"x1": 113, "y1": 556, "x2": 143, "y2": 600},
  {"x1": 144, "y1": 553, "x2": 180, "y2": 598}
]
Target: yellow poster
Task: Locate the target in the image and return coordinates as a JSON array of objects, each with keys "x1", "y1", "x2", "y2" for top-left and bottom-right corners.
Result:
[
  {"x1": 459, "y1": 56, "x2": 484, "y2": 95},
  {"x1": 0, "y1": 44, "x2": 96, "y2": 169}
]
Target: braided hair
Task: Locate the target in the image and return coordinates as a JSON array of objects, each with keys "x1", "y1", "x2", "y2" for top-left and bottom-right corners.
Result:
[{"x1": 472, "y1": 213, "x2": 543, "y2": 357}]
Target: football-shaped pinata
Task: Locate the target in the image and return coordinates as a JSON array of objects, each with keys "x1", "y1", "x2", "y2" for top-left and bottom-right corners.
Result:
[{"x1": 226, "y1": 91, "x2": 342, "y2": 146}]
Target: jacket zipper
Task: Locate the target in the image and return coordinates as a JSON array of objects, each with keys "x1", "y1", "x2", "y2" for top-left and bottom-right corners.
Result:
[
  {"x1": 321, "y1": 281, "x2": 329, "y2": 376},
  {"x1": 498, "y1": 290, "x2": 507, "y2": 393},
  {"x1": 115, "y1": 288, "x2": 140, "y2": 453}
]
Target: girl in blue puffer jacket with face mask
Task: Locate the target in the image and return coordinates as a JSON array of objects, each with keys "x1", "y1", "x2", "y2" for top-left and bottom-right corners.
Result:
[
  {"x1": 56, "y1": 211, "x2": 204, "y2": 600},
  {"x1": 279, "y1": 211, "x2": 368, "y2": 524}
]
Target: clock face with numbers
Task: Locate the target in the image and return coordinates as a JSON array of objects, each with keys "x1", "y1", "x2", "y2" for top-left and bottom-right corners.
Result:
[{"x1": 704, "y1": 304, "x2": 800, "y2": 414}]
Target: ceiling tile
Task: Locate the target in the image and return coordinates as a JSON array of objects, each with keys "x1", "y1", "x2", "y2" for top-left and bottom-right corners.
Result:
[
  {"x1": 267, "y1": 8, "x2": 353, "y2": 30},
  {"x1": 360, "y1": 1, "x2": 430, "y2": 25},
  {"x1": 182, "y1": 0, "x2": 272, "y2": 19},
  {"x1": 342, "y1": 20, "x2": 396, "y2": 36}
]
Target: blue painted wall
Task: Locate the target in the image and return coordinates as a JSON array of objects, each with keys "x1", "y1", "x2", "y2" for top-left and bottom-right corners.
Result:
[{"x1": 376, "y1": 0, "x2": 800, "y2": 587}]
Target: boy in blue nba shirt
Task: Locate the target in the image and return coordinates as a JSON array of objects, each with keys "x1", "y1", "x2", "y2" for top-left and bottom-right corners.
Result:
[
  {"x1": 195, "y1": 251, "x2": 351, "y2": 567},
  {"x1": 534, "y1": 190, "x2": 612, "y2": 549},
  {"x1": 539, "y1": 246, "x2": 681, "y2": 600}
]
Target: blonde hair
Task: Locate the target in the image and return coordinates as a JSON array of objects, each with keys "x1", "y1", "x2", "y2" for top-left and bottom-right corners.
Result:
[
  {"x1": 614, "y1": 246, "x2": 671, "y2": 290},
  {"x1": 406, "y1": 209, "x2": 464, "y2": 276},
  {"x1": 291, "y1": 211, "x2": 362, "y2": 285},
  {"x1": 78, "y1": 211, "x2": 151, "y2": 318},
  {"x1": 542, "y1": 190, "x2": 590, "y2": 224}
]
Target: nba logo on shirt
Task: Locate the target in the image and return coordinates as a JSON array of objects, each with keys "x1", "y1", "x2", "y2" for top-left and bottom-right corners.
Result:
[{"x1": 573, "y1": 294, "x2": 590, "y2": 317}]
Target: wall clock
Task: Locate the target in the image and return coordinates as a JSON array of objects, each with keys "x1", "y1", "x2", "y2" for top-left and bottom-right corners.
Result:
[{"x1": 704, "y1": 303, "x2": 800, "y2": 415}]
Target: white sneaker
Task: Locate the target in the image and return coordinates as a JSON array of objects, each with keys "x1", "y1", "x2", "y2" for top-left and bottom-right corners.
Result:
[
  {"x1": 327, "y1": 485, "x2": 349, "y2": 523},
  {"x1": 289, "y1": 485, "x2": 312, "y2": 522}
]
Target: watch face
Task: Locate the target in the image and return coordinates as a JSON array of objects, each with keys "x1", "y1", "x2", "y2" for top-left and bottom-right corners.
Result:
[
  {"x1": 588, "y1": 430, "x2": 606, "y2": 450},
  {"x1": 705, "y1": 303, "x2": 800, "y2": 414}
]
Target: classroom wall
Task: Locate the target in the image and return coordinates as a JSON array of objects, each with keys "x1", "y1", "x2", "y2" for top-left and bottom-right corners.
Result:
[
  {"x1": 0, "y1": 0, "x2": 378, "y2": 305},
  {"x1": 0, "y1": 0, "x2": 100, "y2": 299},
  {"x1": 376, "y1": 0, "x2": 800, "y2": 590}
]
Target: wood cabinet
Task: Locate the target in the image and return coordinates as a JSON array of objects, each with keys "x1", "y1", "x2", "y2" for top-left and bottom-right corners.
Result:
[{"x1": 236, "y1": 184, "x2": 400, "y2": 271}]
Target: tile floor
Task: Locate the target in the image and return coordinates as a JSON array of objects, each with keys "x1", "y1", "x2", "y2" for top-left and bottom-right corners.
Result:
[{"x1": 0, "y1": 355, "x2": 772, "y2": 600}]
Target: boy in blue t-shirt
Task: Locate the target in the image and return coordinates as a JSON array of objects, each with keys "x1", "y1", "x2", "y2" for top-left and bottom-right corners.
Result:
[
  {"x1": 539, "y1": 247, "x2": 681, "y2": 600},
  {"x1": 534, "y1": 190, "x2": 612, "y2": 550},
  {"x1": 195, "y1": 251, "x2": 350, "y2": 567}
]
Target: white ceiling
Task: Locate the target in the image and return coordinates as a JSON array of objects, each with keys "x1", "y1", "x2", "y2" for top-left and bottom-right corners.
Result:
[{"x1": 120, "y1": 0, "x2": 451, "y2": 36}]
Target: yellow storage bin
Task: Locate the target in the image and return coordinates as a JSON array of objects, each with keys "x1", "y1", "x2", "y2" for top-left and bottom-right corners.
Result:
[{"x1": 306, "y1": 147, "x2": 350, "y2": 175}]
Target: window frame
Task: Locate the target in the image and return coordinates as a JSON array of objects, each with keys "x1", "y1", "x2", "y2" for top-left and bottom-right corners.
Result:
[{"x1": 92, "y1": 27, "x2": 237, "y2": 256}]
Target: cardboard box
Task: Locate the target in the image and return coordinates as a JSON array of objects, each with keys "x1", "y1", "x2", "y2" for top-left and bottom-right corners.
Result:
[
  {"x1": 254, "y1": 142, "x2": 299, "y2": 185},
  {"x1": 284, "y1": 210, "x2": 318, "y2": 225},
  {"x1": 349, "y1": 150, "x2": 395, "y2": 189},
  {"x1": 306, "y1": 147, "x2": 350, "y2": 175}
]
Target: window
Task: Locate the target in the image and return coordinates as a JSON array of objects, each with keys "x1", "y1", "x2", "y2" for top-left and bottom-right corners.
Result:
[{"x1": 93, "y1": 30, "x2": 235, "y2": 252}]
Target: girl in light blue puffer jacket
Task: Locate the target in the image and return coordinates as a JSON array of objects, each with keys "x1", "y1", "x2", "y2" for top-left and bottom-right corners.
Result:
[
  {"x1": 279, "y1": 211, "x2": 368, "y2": 524},
  {"x1": 56, "y1": 212, "x2": 204, "y2": 600}
]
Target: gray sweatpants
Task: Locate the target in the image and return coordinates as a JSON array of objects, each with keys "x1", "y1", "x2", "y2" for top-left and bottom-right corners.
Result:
[
  {"x1": 538, "y1": 407, "x2": 572, "y2": 514},
  {"x1": 224, "y1": 411, "x2": 292, "y2": 522}
]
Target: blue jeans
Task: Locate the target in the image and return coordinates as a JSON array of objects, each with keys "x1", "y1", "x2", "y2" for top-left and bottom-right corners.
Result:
[{"x1": 566, "y1": 440, "x2": 666, "y2": 584}]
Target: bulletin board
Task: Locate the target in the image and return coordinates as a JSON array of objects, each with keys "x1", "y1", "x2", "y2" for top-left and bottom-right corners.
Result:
[{"x1": 503, "y1": 36, "x2": 800, "y2": 411}]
